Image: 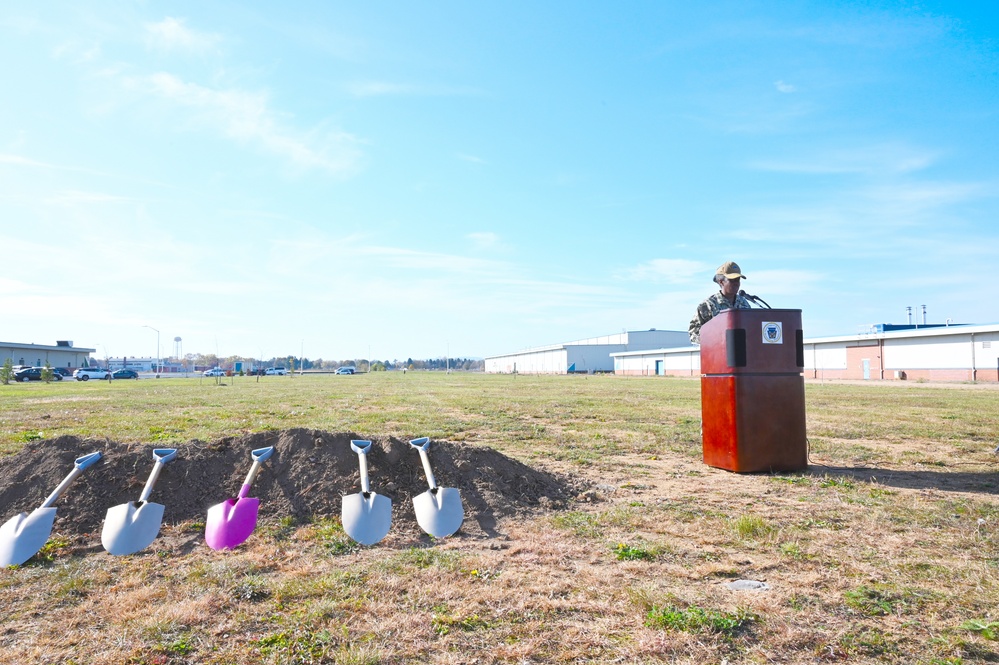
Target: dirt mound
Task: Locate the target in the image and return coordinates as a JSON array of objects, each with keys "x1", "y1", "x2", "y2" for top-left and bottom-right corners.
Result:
[{"x1": 0, "y1": 429, "x2": 581, "y2": 541}]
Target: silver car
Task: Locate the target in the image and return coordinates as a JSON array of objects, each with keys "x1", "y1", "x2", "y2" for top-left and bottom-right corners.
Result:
[{"x1": 74, "y1": 367, "x2": 110, "y2": 381}]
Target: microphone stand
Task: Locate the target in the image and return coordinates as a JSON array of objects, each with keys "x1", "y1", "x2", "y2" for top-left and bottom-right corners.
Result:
[{"x1": 739, "y1": 290, "x2": 772, "y2": 309}]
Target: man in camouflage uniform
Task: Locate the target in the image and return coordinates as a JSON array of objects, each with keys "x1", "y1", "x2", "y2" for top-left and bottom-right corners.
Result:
[{"x1": 688, "y1": 261, "x2": 753, "y2": 345}]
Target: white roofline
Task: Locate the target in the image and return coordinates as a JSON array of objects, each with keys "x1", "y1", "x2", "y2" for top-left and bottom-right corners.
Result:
[{"x1": 611, "y1": 322, "x2": 999, "y2": 358}]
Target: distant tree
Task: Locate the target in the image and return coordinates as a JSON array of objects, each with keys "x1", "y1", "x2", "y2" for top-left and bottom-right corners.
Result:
[
  {"x1": 41, "y1": 361, "x2": 54, "y2": 384},
  {"x1": 371, "y1": 362, "x2": 386, "y2": 372},
  {"x1": 0, "y1": 358, "x2": 12, "y2": 385}
]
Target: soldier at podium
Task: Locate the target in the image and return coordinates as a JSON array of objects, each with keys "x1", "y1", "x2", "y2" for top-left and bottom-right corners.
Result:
[{"x1": 688, "y1": 261, "x2": 754, "y2": 345}]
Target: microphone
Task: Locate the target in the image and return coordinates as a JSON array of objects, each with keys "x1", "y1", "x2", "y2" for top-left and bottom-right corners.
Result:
[{"x1": 739, "y1": 290, "x2": 772, "y2": 309}]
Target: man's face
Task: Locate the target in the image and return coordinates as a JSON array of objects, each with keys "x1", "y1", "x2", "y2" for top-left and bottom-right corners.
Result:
[{"x1": 720, "y1": 276, "x2": 741, "y2": 299}]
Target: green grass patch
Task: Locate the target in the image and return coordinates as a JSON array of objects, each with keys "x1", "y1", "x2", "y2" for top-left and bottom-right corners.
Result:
[{"x1": 645, "y1": 603, "x2": 757, "y2": 637}]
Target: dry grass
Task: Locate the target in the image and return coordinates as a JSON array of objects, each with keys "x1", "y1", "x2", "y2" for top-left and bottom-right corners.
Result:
[{"x1": 1, "y1": 373, "x2": 998, "y2": 663}]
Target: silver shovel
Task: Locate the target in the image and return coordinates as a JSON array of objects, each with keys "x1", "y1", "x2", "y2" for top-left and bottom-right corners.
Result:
[
  {"x1": 101, "y1": 448, "x2": 178, "y2": 556},
  {"x1": 0, "y1": 451, "x2": 103, "y2": 567},
  {"x1": 409, "y1": 437, "x2": 464, "y2": 538},
  {"x1": 342, "y1": 440, "x2": 392, "y2": 545}
]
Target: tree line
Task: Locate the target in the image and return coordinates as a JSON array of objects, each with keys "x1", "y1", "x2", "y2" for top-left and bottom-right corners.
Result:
[{"x1": 173, "y1": 355, "x2": 483, "y2": 372}]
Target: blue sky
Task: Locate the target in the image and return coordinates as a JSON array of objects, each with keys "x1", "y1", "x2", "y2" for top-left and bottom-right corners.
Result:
[{"x1": 1, "y1": 2, "x2": 997, "y2": 362}]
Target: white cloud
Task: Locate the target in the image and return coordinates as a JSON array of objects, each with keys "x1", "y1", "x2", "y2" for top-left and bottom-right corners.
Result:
[
  {"x1": 134, "y1": 72, "x2": 363, "y2": 174},
  {"x1": 344, "y1": 80, "x2": 485, "y2": 98},
  {"x1": 616, "y1": 258, "x2": 707, "y2": 283},
  {"x1": 774, "y1": 80, "x2": 796, "y2": 93},
  {"x1": 467, "y1": 232, "x2": 499, "y2": 249},
  {"x1": 748, "y1": 143, "x2": 939, "y2": 175},
  {"x1": 457, "y1": 153, "x2": 486, "y2": 165},
  {"x1": 346, "y1": 81, "x2": 419, "y2": 98},
  {"x1": 0, "y1": 153, "x2": 51, "y2": 168},
  {"x1": 145, "y1": 17, "x2": 220, "y2": 53}
]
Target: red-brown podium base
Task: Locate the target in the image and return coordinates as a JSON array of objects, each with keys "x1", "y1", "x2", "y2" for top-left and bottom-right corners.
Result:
[{"x1": 701, "y1": 374, "x2": 807, "y2": 473}]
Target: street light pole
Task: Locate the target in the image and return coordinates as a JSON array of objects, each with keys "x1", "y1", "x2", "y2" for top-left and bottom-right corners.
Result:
[{"x1": 142, "y1": 325, "x2": 160, "y2": 375}]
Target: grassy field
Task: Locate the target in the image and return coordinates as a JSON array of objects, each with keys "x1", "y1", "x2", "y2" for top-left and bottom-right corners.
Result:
[{"x1": 1, "y1": 372, "x2": 998, "y2": 664}]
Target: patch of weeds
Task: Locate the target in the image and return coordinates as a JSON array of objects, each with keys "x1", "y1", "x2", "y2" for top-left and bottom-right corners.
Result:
[
  {"x1": 31, "y1": 535, "x2": 72, "y2": 564},
  {"x1": 467, "y1": 567, "x2": 500, "y2": 581},
  {"x1": 306, "y1": 516, "x2": 359, "y2": 555},
  {"x1": 432, "y1": 612, "x2": 492, "y2": 636},
  {"x1": 868, "y1": 486, "x2": 897, "y2": 500},
  {"x1": 160, "y1": 634, "x2": 194, "y2": 657},
  {"x1": 779, "y1": 542, "x2": 810, "y2": 560},
  {"x1": 398, "y1": 547, "x2": 462, "y2": 571},
  {"x1": 21, "y1": 431, "x2": 44, "y2": 442},
  {"x1": 844, "y1": 584, "x2": 938, "y2": 616},
  {"x1": 838, "y1": 628, "x2": 899, "y2": 657},
  {"x1": 645, "y1": 603, "x2": 757, "y2": 637},
  {"x1": 550, "y1": 511, "x2": 601, "y2": 538},
  {"x1": 232, "y1": 575, "x2": 270, "y2": 602},
  {"x1": 179, "y1": 519, "x2": 205, "y2": 533},
  {"x1": 819, "y1": 476, "x2": 855, "y2": 490},
  {"x1": 799, "y1": 517, "x2": 845, "y2": 531},
  {"x1": 787, "y1": 594, "x2": 818, "y2": 611},
  {"x1": 274, "y1": 571, "x2": 368, "y2": 606},
  {"x1": 614, "y1": 542, "x2": 657, "y2": 561},
  {"x1": 263, "y1": 515, "x2": 298, "y2": 542},
  {"x1": 255, "y1": 629, "x2": 339, "y2": 661},
  {"x1": 770, "y1": 474, "x2": 811, "y2": 486},
  {"x1": 733, "y1": 514, "x2": 775, "y2": 540},
  {"x1": 961, "y1": 619, "x2": 999, "y2": 640},
  {"x1": 54, "y1": 568, "x2": 92, "y2": 601}
]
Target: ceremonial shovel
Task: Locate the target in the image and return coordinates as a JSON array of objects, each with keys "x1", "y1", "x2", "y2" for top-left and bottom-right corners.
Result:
[
  {"x1": 0, "y1": 451, "x2": 102, "y2": 567},
  {"x1": 341, "y1": 440, "x2": 392, "y2": 545},
  {"x1": 205, "y1": 446, "x2": 275, "y2": 550},
  {"x1": 409, "y1": 437, "x2": 464, "y2": 538},
  {"x1": 101, "y1": 448, "x2": 178, "y2": 556}
]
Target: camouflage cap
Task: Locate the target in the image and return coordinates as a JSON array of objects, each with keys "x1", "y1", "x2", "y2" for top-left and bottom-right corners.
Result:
[{"x1": 715, "y1": 261, "x2": 746, "y2": 280}]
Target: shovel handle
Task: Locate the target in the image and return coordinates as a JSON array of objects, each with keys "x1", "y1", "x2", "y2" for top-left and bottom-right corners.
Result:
[
  {"x1": 351, "y1": 440, "x2": 372, "y2": 494},
  {"x1": 239, "y1": 446, "x2": 275, "y2": 496},
  {"x1": 41, "y1": 451, "x2": 103, "y2": 508},
  {"x1": 138, "y1": 448, "x2": 178, "y2": 503},
  {"x1": 409, "y1": 437, "x2": 438, "y2": 490}
]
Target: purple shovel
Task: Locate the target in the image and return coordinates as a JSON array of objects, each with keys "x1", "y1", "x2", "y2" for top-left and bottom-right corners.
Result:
[{"x1": 205, "y1": 446, "x2": 274, "y2": 550}]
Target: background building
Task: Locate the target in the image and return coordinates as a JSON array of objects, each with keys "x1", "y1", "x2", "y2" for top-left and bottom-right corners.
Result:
[
  {"x1": 485, "y1": 330, "x2": 690, "y2": 374},
  {"x1": 611, "y1": 323, "x2": 999, "y2": 382},
  {"x1": 0, "y1": 341, "x2": 96, "y2": 371}
]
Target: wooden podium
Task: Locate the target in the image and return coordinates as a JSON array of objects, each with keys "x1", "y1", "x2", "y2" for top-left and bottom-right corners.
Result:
[{"x1": 699, "y1": 308, "x2": 807, "y2": 472}]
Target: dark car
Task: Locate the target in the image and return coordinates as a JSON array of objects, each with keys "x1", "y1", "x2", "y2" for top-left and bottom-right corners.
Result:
[
  {"x1": 112, "y1": 369, "x2": 139, "y2": 380},
  {"x1": 52, "y1": 367, "x2": 72, "y2": 378},
  {"x1": 14, "y1": 367, "x2": 63, "y2": 382}
]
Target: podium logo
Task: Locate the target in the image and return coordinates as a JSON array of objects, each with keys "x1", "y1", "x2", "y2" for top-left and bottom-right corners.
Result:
[{"x1": 762, "y1": 322, "x2": 783, "y2": 344}]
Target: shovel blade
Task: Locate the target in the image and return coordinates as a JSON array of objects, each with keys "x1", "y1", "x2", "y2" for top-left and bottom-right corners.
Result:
[
  {"x1": 342, "y1": 492, "x2": 392, "y2": 545},
  {"x1": 101, "y1": 501, "x2": 165, "y2": 556},
  {"x1": 205, "y1": 497, "x2": 261, "y2": 550},
  {"x1": 412, "y1": 487, "x2": 464, "y2": 538},
  {"x1": 0, "y1": 507, "x2": 58, "y2": 567}
]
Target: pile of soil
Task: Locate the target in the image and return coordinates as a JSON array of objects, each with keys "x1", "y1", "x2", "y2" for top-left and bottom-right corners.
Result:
[{"x1": 0, "y1": 429, "x2": 582, "y2": 541}]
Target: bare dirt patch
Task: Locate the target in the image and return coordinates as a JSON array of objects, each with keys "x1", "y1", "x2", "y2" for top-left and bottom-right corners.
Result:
[{"x1": 0, "y1": 428, "x2": 585, "y2": 544}]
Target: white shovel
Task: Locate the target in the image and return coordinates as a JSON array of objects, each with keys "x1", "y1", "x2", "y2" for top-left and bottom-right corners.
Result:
[
  {"x1": 101, "y1": 448, "x2": 178, "y2": 556},
  {"x1": 409, "y1": 437, "x2": 464, "y2": 538},
  {"x1": 0, "y1": 451, "x2": 103, "y2": 567},
  {"x1": 341, "y1": 440, "x2": 392, "y2": 545}
]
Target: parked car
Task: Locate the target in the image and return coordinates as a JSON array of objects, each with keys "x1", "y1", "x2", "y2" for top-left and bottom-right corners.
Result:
[
  {"x1": 334, "y1": 367, "x2": 355, "y2": 375},
  {"x1": 112, "y1": 369, "x2": 139, "y2": 380},
  {"x1": 264, "y1": 367, "x2": 287, "y2": 376},
  {"x1": 52, "y1": 367, "x2": 72, "y2": 378},
  {"x1": 14, "y1": 367, "x2": 62, "y2": 382},
  {"x1": 203, "y1": 367, "x2": 226, "y2": 377},
  {"x1": 74, "y1": 367, "x2": 110, "y2": 381}
]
